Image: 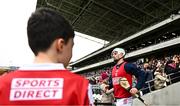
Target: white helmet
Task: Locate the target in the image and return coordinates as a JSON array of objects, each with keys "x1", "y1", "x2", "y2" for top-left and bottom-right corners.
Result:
[{"x1": 112, "y1": 48, "x2": 126, "y2": 57}]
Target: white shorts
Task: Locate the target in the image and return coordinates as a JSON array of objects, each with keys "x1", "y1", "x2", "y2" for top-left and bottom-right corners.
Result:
[{"x1": 115, "y1": 97, "x2": 132, "y2": 106}]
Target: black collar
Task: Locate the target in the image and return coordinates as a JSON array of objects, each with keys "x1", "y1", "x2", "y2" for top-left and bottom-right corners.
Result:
[{"x1": 116, "y1": 62, "x2": 124, "y2": 69}]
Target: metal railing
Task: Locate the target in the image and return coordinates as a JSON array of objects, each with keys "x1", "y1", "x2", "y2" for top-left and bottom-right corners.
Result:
[
  {"x1": 92, "y1": 70, "x2": 180, "y2": 105},
  {"x1": 141, "y1": 70, "x2": 180, "y2": 94}
]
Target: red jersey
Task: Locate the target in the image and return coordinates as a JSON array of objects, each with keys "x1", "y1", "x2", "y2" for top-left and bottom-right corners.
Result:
[
  {"x1": 0, "y1": 64, "x2": 92, "y2": 105},
  {"x1": 112, "y1": 62, "x2": 132, "y2": 98}
]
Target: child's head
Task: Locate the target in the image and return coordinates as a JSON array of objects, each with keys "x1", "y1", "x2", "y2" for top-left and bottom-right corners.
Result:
[{"x1": 27, "y1": 8, "x2": 75, "y2": 67}]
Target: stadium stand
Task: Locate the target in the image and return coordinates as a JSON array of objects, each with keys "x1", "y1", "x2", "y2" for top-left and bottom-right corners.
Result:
[
  {"x1": 1, "y1": 0, "x2": 180, "y2": 105},
  {"x1": 34, "y1": 1, "x2": 180, "y2": 104}
]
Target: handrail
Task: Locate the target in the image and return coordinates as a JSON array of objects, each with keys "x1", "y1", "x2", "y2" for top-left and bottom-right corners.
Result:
[
  {"x1": 91, "y1": 70, "x2": 180, "y2": 91},
  {"x1": 92, "y1": 70, "x2": 180, "y2": 105},
  {"x1": 141, "y1": 70, "x2": 180, "y2": 93}
]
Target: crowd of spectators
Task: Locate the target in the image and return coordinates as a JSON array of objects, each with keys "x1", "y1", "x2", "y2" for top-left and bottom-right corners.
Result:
[{"x1": 81, "y1": 53, "x2": 180, "y2": 102}]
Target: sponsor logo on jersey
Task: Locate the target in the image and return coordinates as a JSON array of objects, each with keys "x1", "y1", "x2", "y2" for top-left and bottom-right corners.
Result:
[
  {"x1": 112, "y1": 77, "x2": 122, "y2": 85},
  {"x1": 10, "y1": 78, "x2": 64, "y2": 101}
]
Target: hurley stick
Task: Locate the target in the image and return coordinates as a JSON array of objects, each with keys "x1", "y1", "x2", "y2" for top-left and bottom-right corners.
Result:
[{"x1": 119, "y1": 77, "x2": 149, "y2": 106}]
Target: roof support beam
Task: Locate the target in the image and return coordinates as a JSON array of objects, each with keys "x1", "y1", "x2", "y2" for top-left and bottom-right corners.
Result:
[
  {"x1": 57, "y1": 0, "x2": 63, "y2": 9},
  {"x1": 84, "y1": 22, "x2": 123, "y2": 38},
  {"x1": 143, "y1": 1, "x2": 154, "y2": 9},
  {"x1": 86, "y1": 28, "x2": 116, "y2": 40},
  {"x1": 84, "y1": 10, "x2": 110, "y2": 33},
  {"x1": 120, "y1": 0, "x2": 157, "y2": 19},
  {"x1": 91, "y1": 0, "x2": 144, "y2": 25},
  {"x1": 153, "y1": 0, "x2": 172, "y2": 11},
  {"x1": 112, "y1": 0, "x2": 155, "y2": 29},
  {"x1": 71, "y1": 0, "x2": 92, "y2": 25},
  {"x1": 46, "y1": 0, "x2": 78, "y2": 16},
  {"x1": 87, "y1": 23, "x2": 121, "y2": 36},
  {"x1": 63, "y1": 0, "x2": 118, "y2": 26}
]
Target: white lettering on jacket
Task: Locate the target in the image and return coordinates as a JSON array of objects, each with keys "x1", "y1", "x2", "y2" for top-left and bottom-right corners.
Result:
[{"x1": 10, "y1": 78, "x2": 63, "y2": 101}]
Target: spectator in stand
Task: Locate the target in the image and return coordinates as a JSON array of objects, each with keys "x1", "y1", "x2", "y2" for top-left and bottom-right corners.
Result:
[
  {"x1": 178, "y1": 55, "x2": 180, "y2": 69},
  {"x1": 164, "y1": 55, "x2": 177, "y2": 75},
  {"x1": 142, "y1": 63, "x2": 153, "y2": 94},
  {"x1": 171, "y1": 55, "x2": 180, "y2": 83},
  {"x1": 154, "y1": 62, "x2": 169, "y2": 90},
  {"x1": 143, "y1": 63, "x2": 154, "y2": 81},
  {"x1": 89, "y1": 76, "x2": 97, "y2": 85},
  {"x1": 164, "y1": 55, "x2": 180, "y2": 84},
  {"x1": 174, "y1": 55, "x2": 180, "y2": 69},
  {"x1": 100, "y1": 72, "x2": 114, "y2": 106}
]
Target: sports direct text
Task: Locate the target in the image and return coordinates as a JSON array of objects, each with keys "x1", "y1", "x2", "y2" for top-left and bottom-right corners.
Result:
[{"x1": 10, "y1": 78, "x2": 64, "y2": 101}]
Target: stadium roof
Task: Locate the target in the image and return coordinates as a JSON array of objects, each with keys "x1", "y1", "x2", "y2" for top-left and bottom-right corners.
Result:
[{"x1": 37, "y1": 0, "x2": 180, "y2": 43}]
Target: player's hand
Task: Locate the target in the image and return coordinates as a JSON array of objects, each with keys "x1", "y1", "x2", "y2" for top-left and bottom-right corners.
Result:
[{"x1": 130, "y1": 87, "x2": 138, "y2": 95}]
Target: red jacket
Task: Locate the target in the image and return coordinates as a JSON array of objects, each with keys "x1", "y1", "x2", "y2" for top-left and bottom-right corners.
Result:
[
  {"x1": 0, "y1": 66, "x2": 90, "y2": 105},
  {"x1": 112, "y1": 62, "x2": 132, "y2": 98}
]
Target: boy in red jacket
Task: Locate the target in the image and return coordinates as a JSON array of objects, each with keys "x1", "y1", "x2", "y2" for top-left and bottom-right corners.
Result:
[{"x1": 0, "y1": 7, "x2": 93, "y2": 105}]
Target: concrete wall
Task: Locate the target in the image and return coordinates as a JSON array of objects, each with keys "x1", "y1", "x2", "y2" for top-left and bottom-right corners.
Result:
[{"x1": 133, "y1": 82, "x2": 180, "y2": 106}]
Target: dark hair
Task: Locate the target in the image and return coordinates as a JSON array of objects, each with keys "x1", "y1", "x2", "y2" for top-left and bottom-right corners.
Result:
[{"x1": 27, "y1": 7, "x2": 74, "y2": 55}]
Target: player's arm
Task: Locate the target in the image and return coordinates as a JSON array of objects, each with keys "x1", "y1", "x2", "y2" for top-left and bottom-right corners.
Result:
[{"x1": 124, "y1": 63, "x2": 146, "y2": 90}]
